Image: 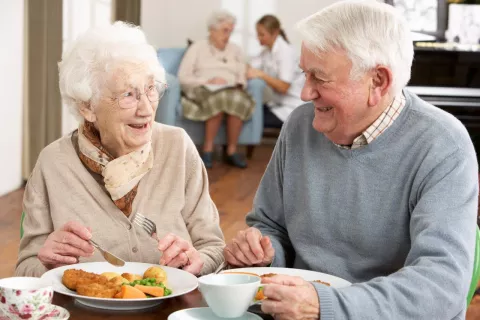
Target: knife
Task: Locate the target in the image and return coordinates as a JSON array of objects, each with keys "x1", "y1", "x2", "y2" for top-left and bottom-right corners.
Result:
[{"x1": 90, "y1": 239, "x2": 125, "y2": 267}]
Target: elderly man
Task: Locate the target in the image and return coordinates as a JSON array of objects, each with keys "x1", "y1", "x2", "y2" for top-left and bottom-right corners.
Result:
[{"x1": 224, "y1": 1, "x2": 479, "y2": 319}]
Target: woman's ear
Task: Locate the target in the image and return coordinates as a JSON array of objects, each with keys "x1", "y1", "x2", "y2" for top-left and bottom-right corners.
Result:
[
  {"x1": 78, "y1": 102, "x2": 97, "y2": 123},
  {"x1": 368, "y1": 65, "x2": 392, "y2": 107}
]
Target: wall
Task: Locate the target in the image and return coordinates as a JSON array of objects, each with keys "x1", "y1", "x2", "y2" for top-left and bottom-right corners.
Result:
[
  {"x1": 0, "y1": 0, "x2": 24, "y2": 196},
  {"x1": 277, "y1": 0, "x2": 342, "y2": 47},
  {"x1": 141, "y1": 0, "x2": 344, "y2": 50},
  {"x1": 141, "y1": 0, "x2": 221, "y2": 48}
]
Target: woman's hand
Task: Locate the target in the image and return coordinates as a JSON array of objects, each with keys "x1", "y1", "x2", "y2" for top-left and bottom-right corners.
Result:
[
  {"x1": 261, "y1": 274, "x2": 320, "y2": 320},
  {"x1": 38, "y1": 221, "x2": 94, "y2": 270},
  {"x1": 158, "y1": 233, "x2": 204, "y2": 275},
  {"x1": 247, "y1": 67, "x2": 264, "y2": 79},
  {"x1": 207, "y1": 77, "x2": 228, "y2": 85},
  {"x1": 224, "y1": 227, "x2": 275, "y2": 267}
]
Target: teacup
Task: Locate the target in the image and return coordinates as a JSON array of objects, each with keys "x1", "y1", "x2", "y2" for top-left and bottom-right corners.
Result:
[
  {"x1": 198, "y1": 273, "x2": 261, "y2": 318},
  {"x1": 0, "y1": 277, "x2": 53, "y2": 320}
]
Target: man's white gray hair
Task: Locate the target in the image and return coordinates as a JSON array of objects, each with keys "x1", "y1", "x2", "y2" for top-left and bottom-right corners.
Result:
[
  {"x1": 207, "y1": 10, "x2": 236, "y2": 30},
  {"x1": 296, "y1": 0, "x2": 413, "y2": 96},
  {"x1": 58, "y1": 21, "x2": 165, "y2": 120}
]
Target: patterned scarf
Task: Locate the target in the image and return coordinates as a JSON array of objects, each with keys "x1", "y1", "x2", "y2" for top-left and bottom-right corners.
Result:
[{"x1": 77, "y1": 121, "x2": 153, "y2": 216}]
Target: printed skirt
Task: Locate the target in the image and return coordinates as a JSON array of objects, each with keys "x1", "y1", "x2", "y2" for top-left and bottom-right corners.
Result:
[{"x1": 182, "y1": 86, "x2": 255, "y2": 121}]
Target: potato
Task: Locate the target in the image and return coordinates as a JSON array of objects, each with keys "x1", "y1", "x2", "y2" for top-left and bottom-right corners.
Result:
[
  {"x1": 143, "y1": 266, "x2": 167, "y2": 284},
  {"x1": 121, "y1": 273, "x2": 143, "y2": 282},
  {"x1": 109, "y1": 276, "x2": 130, "y2": 286},
  {"x1": 100, "y1": 272, "x2": 121, "y2": 281}
]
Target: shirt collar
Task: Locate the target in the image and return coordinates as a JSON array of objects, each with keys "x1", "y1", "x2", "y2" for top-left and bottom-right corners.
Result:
[{"x1": 335, "y1": 93, "x2": 406, "y2": 150}]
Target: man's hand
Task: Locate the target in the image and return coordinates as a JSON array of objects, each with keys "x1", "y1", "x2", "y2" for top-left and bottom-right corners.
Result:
[
  {"x1": 38, "y1": 221, "x2": 94, "y2": 269},
  {"x1": 261, "y1": 274, "x2": 320, "y2": 320},
  {"x1": 223, "y1": 227, "x2": 274, "y2": 267}
]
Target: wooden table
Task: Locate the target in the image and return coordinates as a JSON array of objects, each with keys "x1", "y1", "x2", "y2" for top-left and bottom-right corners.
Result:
[{"x1": 53, "y1": 291, "x2": 272, "y2": 320}]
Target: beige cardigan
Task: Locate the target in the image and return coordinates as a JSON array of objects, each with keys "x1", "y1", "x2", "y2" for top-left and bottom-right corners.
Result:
[
  {"x1": 177, "y1": 39, "x2": 247, "y2": 91},
  {"x1": 15, "y1": 123, "x2": 225, "y2": 277}
]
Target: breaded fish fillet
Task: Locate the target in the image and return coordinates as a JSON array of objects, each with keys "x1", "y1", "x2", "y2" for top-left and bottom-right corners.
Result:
[
  {"x1": 62, "y1": 269, "x2": 108, "y2": 291},
  {"x1": 76, "y1": 282, "x2": 120, "y2": 298}
]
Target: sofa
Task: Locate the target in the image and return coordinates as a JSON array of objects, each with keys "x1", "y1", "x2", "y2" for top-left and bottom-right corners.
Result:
[{"x1": 155, "y1": 47, "x2": 266, "y2": 158}]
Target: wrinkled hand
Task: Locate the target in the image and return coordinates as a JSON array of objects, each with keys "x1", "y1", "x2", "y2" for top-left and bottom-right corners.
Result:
[
  {"x1": 158, "y1": 233, "x2": 203, "y2": 275},
  {"x1": 38, "y1": 221, "x2": 94, "y2": 270},
  {"x1": 247, "y1": 67, "x2": 264, "y2": 79},
  {"x1": 207, "y1": 77, "x2": 228, "y2": 85},
  {"x1": 261, "y1": 274, "x2": 320, "y2": 320},
  {"x1": 223, "y1": 227, "x2": 274, "y2": 267}
]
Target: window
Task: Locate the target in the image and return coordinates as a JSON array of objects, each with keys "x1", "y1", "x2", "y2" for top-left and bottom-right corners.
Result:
[
  {"x1": 221, "y1": 0, "x2": 276, "y2": 58},
  {"x1": 386, "y1": 0, "x2": 448, "y2": 39},
  {"x1": 62, "y1": 0, "x2": 113, "y2": 135}
]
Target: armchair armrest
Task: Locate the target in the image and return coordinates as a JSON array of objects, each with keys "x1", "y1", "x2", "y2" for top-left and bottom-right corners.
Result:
[
  {"x1": 246, "y1": 78, "x2": 267, "y2": 144},
  {"x1": 156, "y1": 73, "x2": 182, "y2": 125}
]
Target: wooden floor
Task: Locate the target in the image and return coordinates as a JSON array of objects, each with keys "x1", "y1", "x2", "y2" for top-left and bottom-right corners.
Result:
[
  {"x1": 1, "y1": 143, "x2": 479, "y2": 319},
  {"x1": 0, "y1": 187, "x2": 24, "y2": 278},
  {"x1": 0, "y1": 144, "x2": 274, "y2": 279}
]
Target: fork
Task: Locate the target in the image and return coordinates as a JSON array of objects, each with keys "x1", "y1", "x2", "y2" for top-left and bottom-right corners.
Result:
[
  {"x1": 134, "y1": 213, "x2": 163, "y2": 260},
  {"x1": 90, "y1": 239, "x2": 125, "y2": 267},
  {"x1": 133, "y1": 213, "x2": 159, "y2": 241}
]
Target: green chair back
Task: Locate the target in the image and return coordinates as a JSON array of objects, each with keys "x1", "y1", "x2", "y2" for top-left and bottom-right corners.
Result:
[
  {"x1": 467, "y1": 225, "x2": 480, "y2": 306},
  {"x1": 20, "y1": 211, "x2": 25, "y2": 239}
]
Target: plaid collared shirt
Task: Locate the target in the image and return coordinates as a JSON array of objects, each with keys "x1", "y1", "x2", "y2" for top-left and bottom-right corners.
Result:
[{"x1": 336, "y1": 94, "x2": 406, "y2": 150}]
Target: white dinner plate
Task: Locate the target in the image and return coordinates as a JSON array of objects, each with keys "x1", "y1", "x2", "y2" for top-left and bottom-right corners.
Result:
[
  {"x1": 221, "y1": 267, "x2": 351, "y2": 288},
  {"x1": 41, "y1": 262, "x2": 198, "y2": 310},
  {"x1": 168, "y1": 307, "x2": 262, "y2": 320}
]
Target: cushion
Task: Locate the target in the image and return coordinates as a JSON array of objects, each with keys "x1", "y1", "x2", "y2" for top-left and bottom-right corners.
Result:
[{"x1": 157, "y1": 48, "x2": 187, "y2": 76}]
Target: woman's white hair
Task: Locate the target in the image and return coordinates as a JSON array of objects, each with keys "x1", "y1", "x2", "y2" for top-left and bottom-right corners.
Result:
[
  {"x1": 59, "y1": 21, "x2": 165, "y2": 119},
  {"x1": 207, "y1": 10, "x2": 236, "y2": 30},
  {"x1": 296, "y1": 0, "x2": 413, "y2": 96}
]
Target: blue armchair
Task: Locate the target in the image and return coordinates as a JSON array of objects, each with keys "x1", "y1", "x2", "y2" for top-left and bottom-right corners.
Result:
[{"x1": 155, "y1": 48, "x2": 266, "y2": 158}]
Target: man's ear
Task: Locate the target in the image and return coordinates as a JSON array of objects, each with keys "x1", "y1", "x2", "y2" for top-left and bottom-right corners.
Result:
[
  {"x1": 78, "y1": 102, "x2": 97, "y2": 123},
  {"x1": 368, "y1": 65, "x2": 392, "y2": 107}
]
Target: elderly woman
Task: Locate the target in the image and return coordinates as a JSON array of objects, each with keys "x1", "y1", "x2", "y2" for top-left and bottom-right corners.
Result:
[
  {"x1": 178, "y1": 10, "x2": 254, "y2": 169},
  {"x1": 15, "y1": 22, "x2": 225, "y2": 277}
]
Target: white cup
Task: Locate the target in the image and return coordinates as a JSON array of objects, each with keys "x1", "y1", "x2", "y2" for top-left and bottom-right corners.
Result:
[
  {"x1": 198, "y1": 273, "x2": 261, "y2": 318},
  {"x1": 0, "y1": 277, "x2": 53, "y2": 320}
]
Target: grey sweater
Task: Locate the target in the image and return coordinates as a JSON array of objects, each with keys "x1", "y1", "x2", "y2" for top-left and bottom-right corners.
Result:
[{"x1": 246, "y1": 90, "x2": 479, "y2": 319}]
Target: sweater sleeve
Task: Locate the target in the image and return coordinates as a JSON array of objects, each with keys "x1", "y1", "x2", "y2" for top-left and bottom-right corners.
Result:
[
  {"x1": 15, "y1": 166, "x2": 50, "y2": 277},
  {"x1": 180, "y1": 130, "x2": 226, "y2": 275},
  {"x1": 177, "y1": 42, "x2": 210, "y2": 90},
  {"x1": 314, "y1": 148, "x2": 479, "y2": 320},
  {"x1": 246, "y1": 129, "x2": 295, "y2": 267}
]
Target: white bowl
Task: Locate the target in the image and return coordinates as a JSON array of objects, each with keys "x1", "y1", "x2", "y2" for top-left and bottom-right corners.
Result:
[{"x1": 198, "y1": 274, "x2": 261, "y2": 318}]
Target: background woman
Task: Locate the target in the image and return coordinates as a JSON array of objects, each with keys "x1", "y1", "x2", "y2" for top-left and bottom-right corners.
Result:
[{"x1": 248, "y1": 15, "x2": 305, "y2": 128}]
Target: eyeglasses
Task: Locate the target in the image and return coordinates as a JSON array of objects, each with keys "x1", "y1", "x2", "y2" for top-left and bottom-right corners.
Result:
[{"x1": 114, "y1": 82, "x2": 168, "y2": 109}]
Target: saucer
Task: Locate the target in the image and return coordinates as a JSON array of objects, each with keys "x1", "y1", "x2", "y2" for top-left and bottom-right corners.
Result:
[
  {"x1": 37, "y1": 304, "x2": 70, "y2": 319},
  {"x1": 0, "y1": 303, "x2": 70, "y2": 320},
  {"x1": 168, "y1": 307, "x2": 262, "y2": 320}
]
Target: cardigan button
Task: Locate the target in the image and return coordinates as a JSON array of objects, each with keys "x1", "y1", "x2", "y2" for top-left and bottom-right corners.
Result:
[
  {"x1": 127, "y1": 224, "x2": 132, "y2": 230},
  {"x1": 132, "y1": 246, "x2": 138, "y2": 253}
]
